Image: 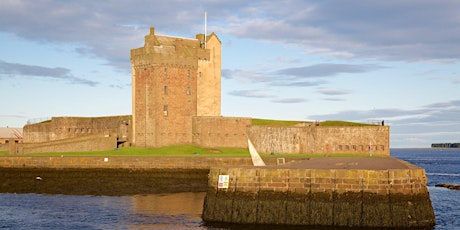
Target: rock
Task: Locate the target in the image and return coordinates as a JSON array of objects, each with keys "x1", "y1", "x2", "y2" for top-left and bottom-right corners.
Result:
[{"x1": 435, "y1": 183, "x2": 460, "y2": 190}]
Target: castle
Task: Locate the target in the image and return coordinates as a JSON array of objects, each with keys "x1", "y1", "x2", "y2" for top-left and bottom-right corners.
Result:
[{"x1": 15, "y1": 28, "x2": 390, "y2": 156}]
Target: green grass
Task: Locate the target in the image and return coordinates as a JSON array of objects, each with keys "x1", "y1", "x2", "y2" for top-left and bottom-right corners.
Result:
[
  {"x1": 251, "y1": 119, "x2": 373, "y2": 127},
  {"x1": 14, "y1": 145, "x2": 251, "y2": 157},
  {"x1": 320, "y1": 120, "x2": 374, "y2": 126},
  {"x1": 252, "y1": 118, "x2": 302, "y2": 126},
  {"x1": 2, "y1": 145, "x2": 381, "y2": 158}
]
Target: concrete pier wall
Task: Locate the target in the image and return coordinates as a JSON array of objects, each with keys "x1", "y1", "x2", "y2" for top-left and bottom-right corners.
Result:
[{"x1": 202, "y1": 166, "x2": 435, "y2": 228}]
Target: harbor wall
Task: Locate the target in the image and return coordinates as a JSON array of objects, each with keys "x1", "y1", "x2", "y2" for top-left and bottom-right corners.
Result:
[
  {"x1": 0, "y1": 156, "x2": 306, "y2": 169},
  {"x1": 202, "y1": 166, "x2": 435, "y2": 228}
]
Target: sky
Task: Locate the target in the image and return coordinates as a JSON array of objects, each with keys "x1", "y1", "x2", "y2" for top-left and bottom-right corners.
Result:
[{"x1": 0, "y1": 0, "x2": 459, "y2": 148}]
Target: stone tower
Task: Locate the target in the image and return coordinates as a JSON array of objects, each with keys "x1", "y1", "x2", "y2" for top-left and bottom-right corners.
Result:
[
  {"x1": 130, "y1": 27, "x2": 221, "y2": 147},
  {"x1": 197, "y1": 33, "x2": 221, "y2": 116}
]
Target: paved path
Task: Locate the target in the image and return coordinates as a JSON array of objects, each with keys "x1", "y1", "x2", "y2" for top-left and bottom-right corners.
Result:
[{"x1": 280, "y1": 157, "x2": 420, "y2": 170}]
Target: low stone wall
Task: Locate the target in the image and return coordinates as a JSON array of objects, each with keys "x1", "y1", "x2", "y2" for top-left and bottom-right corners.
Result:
[
  {"x1": 19, "y1": 134, "x2": 117, "y2": 154},
  {"x1": 23, "y1": 116, "x2": 131, "y2": 143},
  {"x1": 0, "y1": 156, "x2": 307, "y2": 196},
  {"x1": 0, "y1": 156, "x2": 307, "y2": 169},
  {"x1": 202, "y1": 166, "x2": 435, "y2": 228}
]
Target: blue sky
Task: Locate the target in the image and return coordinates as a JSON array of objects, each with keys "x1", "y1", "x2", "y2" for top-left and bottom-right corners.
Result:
[{"x1": 0, "y1": 0, "x2": 459, "y2": 148}]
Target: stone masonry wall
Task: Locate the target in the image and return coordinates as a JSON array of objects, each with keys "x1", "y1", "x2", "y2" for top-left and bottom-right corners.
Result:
[
  {"x1": 203, "y1": 166, "x2": 435, "y2": 227},
  {"x1": 196, "y1": 33, "x2": 221, "y2": 117},
  {"x1": 248, "y1": 125, "x2": 390, "y2": 156},
  {"x1": 20, "y1": 134, "x2": 117, "y2": 154},
  {"x1": 192, "y1": 116, "x2": 251, "y2": 148},
  {"x1": 23, "y1": 116, "x2": 131, "y2": 144},
  {"x1": 130, "y1": 28, "x2": 210, "y2": 148}
]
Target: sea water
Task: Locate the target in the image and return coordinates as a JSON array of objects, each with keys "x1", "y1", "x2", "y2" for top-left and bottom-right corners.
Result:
[
  {"x1": 1, "y1": 149, "x2": 459, "y2": 229},
  {"x1": 391, "y1": 148, "x2": 460, "y2": 229}
]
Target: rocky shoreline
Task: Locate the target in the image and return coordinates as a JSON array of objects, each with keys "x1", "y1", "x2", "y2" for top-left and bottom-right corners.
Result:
[
  {"x1": 435, "y1": 183, "x2": 460, "y2": 190},
  {"x1": 0, "y1": 168, "x2": 209, "y2": 196}
]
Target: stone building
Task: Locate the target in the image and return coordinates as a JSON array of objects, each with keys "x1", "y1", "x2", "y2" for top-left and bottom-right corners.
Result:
[
  {"x1": 0, "y1": 127, "x2": 22, "y2": 144},
  {"x1": 130, "y1": 27, "x2": 221, "y2": 147},
  {"x1": 18, "y1": 27, "x2": 390, "y2": 156},
  {"x1": 0, "y1": 127, "x2": 23, "y2": 152}
]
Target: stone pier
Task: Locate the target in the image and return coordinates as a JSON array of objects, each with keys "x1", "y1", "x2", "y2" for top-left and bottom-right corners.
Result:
[{"x1": 202, "y1": 157, "x2": 435, "y2": 228}]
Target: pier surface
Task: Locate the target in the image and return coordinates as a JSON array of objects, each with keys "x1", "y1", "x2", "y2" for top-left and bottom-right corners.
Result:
[{"x1": 283, "y1": 157, "x2": 419, "y2": 170}]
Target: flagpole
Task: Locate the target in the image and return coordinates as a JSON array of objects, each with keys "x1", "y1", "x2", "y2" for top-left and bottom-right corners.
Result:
[{"x1": 204, "y1": 11, "x2": 207, "y2": 48}]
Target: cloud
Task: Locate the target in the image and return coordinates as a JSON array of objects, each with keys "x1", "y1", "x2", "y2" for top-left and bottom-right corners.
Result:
[
  {"x1": 222, "y1": 69, "x2": 272, "y2": 83},
  {"x1": 0, "y1": 60, "x2": 99, "y2": 86},
  {"x1": 2, "y1": 0, "x2": 457, "y2": 75},
  {"x1": 316, "y1": 89, "x2": 353, "y2": 95},
  {"x1": 228, "y1": 90, "x2": 273, "y2": 98},
  {"x1": 271, "y1": 98, "x2": 308, "y2": 103},
  {"x1": 428, "y1": 76, "x2": 460, "y2": 85},
  {"x1": 266, "y1": 56, "x2": 302, "y2": 64},
  {"x1": 225, "y1": 63, "x2": 379, "y2": 90},
  {"x1": 220, "y1": 1, "x2": 460, "y2": 62},
  {"x1": 323, "y1": 98, "x2": 346, "y2": 102},
  {"x1": 0, "y1": 1, "x2": 202, "y2": 71},
  {"x1": 275, "y1": 64, "x2": 383, "y2": 78},
  {"x1": 273, "y1": 80, "x2": 328, "y2": 87},
  {"x1": 0, "y1": 114, "x2": 28, "y2": 119},
  {"x1": 307, "y1": 100, "x2": 460, "y2": 129},
  {"x1": 305, "y1": 100, "x2": 460, "y2": 147}
]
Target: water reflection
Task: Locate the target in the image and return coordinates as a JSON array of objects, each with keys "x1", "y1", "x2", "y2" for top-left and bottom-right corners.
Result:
[
  {"x1": 127, "y1": 192, "x2": 207, "y2": 229},
  {"x1": 0, "y1": 192, "x2": 208, "y2": 230},
  {"x1": 131, "y1": 192, "x2": 206, "y2": 216}
]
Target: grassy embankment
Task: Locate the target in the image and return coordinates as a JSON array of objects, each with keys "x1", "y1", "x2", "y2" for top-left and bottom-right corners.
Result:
[{"x1": 0, "y1": 120, "x2": 376, "y2": 157}]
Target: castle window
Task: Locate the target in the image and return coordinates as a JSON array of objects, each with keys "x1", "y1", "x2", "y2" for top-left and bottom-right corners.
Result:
[
  {"x1": 186, "y1": 87, "x2": 191, "y2": 95},
  {"x1": 164, "y1": 68, "x2": 167, "y2": 78},
  {"x1": 163, "y1": 105, "x2": 168, "y2": 116},
  {"x1": 164, "y1": 86, "x2": 168, "y2": 95},
  {"x1": 199, "y1": 72, "x2": 202, "y2": 78},
  {"x1": 187, "y1": 69, "x2": 190, "y2": 78}
]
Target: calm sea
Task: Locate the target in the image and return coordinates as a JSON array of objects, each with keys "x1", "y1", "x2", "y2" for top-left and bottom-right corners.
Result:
[{"x1": 1, "y1": 149, "x2": 459, "y2": 229}]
